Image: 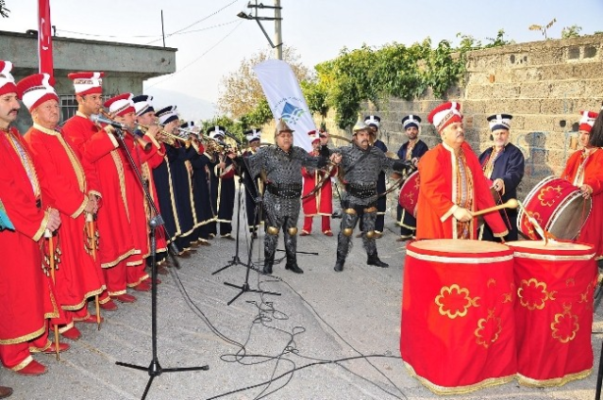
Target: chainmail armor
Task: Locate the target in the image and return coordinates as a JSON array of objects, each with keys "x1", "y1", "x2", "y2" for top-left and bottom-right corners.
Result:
[{"x1": 246, "y1": 145, "x2": 325, "y2": 265}]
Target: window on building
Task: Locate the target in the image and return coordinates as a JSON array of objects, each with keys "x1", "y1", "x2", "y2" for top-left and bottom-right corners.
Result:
[{"x1": 59, "y1": 94, "x2": 116, "y2": 122}]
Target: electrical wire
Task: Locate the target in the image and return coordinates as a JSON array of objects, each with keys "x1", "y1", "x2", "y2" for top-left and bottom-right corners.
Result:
[
  {"x1": 55, "y1": 0, "x2": 240, "y2": 42},
  {"x1": 167, "y1": 224, "x2": 408, "y2": 400},
  {"x1": 145, "y1": 21, "x2": 244, "y2": 89}
]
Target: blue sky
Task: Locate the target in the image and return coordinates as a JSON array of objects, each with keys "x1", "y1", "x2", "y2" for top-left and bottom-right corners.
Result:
[{"x1": 2, "y1": 0, "x2": 602, "y2": 115}]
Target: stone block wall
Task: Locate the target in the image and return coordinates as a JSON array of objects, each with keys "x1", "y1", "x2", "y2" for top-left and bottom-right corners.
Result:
[{"x1": 319, "y1": 34, "x2": 603, "y2": 201}]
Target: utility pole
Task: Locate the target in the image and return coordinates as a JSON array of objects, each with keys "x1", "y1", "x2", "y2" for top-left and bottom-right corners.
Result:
[
  {"x1": 237, "y1": 1, "x2": 283, "y2": 59},
  {"x1": 274, "y1": 0, "x2": 282, "y2": 60}
]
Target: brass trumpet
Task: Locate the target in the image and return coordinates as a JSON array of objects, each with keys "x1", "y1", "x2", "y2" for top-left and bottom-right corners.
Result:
[
  {"x1": 137, "y1": 123, "x2": 187, "y2": 146},
  {"x1": 100, "y1": 110, "x2": 151, "y2": 151}
]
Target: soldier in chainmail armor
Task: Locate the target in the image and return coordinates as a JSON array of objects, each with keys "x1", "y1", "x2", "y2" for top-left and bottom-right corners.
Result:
[
  {"x1": 240, "y1": 119, "x2": 329, "y2": 275},
  {"x1": 330, "y1": 119, "x2": 414, "y2": 272}
]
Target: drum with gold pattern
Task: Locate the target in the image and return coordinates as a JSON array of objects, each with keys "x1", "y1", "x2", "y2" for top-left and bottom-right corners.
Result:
[
  {"x1": 398, "y1": 170, "x2": 419, "y2": 215},
  {"x1": 507, "y1": 240, "x2": 596, "y2": 387},
  {"x1": 400, "y1": 239, "x2": 516, "y2": 395},
  {"x1": 517, "y1": 176, "x2": 591, "y2": 240}
]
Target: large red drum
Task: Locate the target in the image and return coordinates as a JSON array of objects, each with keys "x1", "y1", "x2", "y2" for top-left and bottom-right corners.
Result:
[
  {"x1": 398, "y1": 170, "x2": 419, "y2": 215},
  {"x1": 401, "y1": 239, "x2": 516, "y2": 394},
  {"x1": 507, "y1": 240, "x2": 597, "y2": 387},
  {"x1": 517, "y1": 176, "x2": 591, "y2": 240}
]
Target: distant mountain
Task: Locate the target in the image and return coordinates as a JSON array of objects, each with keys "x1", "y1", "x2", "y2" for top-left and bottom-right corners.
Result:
[{"x1": 143, "y1": 87, "x2": 217, "y2": 122}]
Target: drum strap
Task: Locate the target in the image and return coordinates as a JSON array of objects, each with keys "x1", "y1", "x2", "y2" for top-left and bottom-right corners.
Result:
[
  {"x1": 572, "y1": 149, "x2": 591, "y2": 186},
  {"x1": 455, "y1": 152, "x2": 474, "y2": 239},
  {"x1": 482, "y1": 146, "x2": 501, "y2": 179}
]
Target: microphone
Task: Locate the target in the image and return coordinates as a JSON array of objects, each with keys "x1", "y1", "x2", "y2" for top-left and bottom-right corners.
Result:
[{"x1": 90, "y1": 114, "x2": 126, "y2": 130}]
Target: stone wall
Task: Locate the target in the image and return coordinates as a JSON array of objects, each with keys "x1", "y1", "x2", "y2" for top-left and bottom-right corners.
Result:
[{"x1": 319, "y1": 34, "x2": 603, "y2": 200}]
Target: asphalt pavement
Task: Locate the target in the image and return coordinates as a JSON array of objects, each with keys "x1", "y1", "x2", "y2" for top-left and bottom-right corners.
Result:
[{"x1": 2, "y1": 202, "x2": 601, "y2": 400}]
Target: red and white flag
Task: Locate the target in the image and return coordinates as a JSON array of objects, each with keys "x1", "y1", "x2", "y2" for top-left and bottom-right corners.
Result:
[{"x1": 38, "y1": 0, "x2": 54, "y2": 78}]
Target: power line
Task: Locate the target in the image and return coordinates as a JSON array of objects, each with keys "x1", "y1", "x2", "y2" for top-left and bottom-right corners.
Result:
[
  {"x1": 54, "y1": 0, "x2": 241, "y2": 42},
  {"x1": 56, "y1": 20, "x2": 239, "y2": 42},
  {"x1": 56, "y1": 29, "x2": 160, "y2": 39},
  {"x1": 144, "y1": 20, "x2": 239, "y2": 45},
  {"x1": 163, "y1": 0, "x2": 240, "y2": 37},
  {"x1": 145, "y1": 21, "x2": 244, "y2": 89}
]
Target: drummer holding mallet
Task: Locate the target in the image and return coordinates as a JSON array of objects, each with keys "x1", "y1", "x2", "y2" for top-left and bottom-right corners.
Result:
[
  {"x1": 416, "y1": 102, "x2": 508, "y2": 240},
  {"x1": 561, "y1": 110, "x2": 603, "y2": 266}
]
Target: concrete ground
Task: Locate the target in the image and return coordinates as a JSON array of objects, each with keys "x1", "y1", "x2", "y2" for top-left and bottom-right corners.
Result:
[{"x1": 2, "y1": 206, "x2": 602, "y2": 400}]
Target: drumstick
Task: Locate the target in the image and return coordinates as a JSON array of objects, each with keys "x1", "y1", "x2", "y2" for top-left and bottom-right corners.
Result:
[
  {"x1": 471, "y1": 198, "x2": 519, "y2": 217},
  {"x1": 86, "y1": 212, "x2": 102, "y2": 331},
  {"x1": 45, "y1": 229, "x2": 61, "y2": 361},
  {"x1": 515, "y1": 200, "x2": 557, "y2": 244}
]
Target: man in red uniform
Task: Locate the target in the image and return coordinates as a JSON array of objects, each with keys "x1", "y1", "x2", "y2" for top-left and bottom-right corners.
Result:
[
  {"x1": 0, "y1": 60, "x2": 68, "y2": 377},
  {"x1": 62, "y1": 72, "x2": 136, "y2": 309},
  {"x1": 301, "y1": 130, "x2": 337, "y2": 236},
  {"x1": 18, "y1": 73, "x2": 106, "y2": 341},
  {"x1": 104, "y1": 93, "x2": 160, "y2": 291},
  {"x1": 416, "y1": 102, "x2": 508, "y2": 240},
  {"x1": 132, "y1": 95, "x2": 168, "y2": 274},
  {"x1": 561, "y1": 110, "x2": 603, "y2": 263}
]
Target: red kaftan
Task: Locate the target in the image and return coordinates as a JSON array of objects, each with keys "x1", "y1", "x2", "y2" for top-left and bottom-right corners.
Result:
[
  {"x1": 561, "y1": 147, "x2": 603, "y2": 259},
  {"x1": 416, "y1": 142, "x2": 508, "y2": 240},
  {"x1": 25, "y1": 124, "x2": 105, "y2": 311},
  {"x1": 0, "y1": 128, "x2": 61, "y2": 346}
]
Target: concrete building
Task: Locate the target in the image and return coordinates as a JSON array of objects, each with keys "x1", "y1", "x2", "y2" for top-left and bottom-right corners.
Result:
[{"x1": 0, "y1": 30, "x2": 177, "y2": 132}]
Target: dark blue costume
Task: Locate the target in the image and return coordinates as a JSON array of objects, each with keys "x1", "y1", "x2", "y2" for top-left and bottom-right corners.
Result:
[
  {"x1": 478, "y1": 143, "x2": 525, "y2": 241},
  {"x1": 207, "y1": 155, "x2": 236, "y2": 238},
  {"x1": 167, "y1": 143, "x2": 196, "y2": 251},
  {"x1": 396, "y1": 139, "x2": 429, "y2": 239},
  {"x1": 151, "y1": 153, "x2": 181, "y2": 255},
  {"x1": 242, "y1": 148, "x2": 262, "y2": 235},
  {"x1": 189, "y1": 146, "x2": 214, "y2": 242}
]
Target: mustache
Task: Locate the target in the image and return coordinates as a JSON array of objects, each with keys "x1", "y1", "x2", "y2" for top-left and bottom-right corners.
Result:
[{"x1": 9, "y1": 109, "x2": 18, "y2": 114}]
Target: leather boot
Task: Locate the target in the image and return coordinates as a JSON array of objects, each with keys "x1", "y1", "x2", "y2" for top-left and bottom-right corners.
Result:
[
  {"x1": 285, "y1": 252, "x2": 304, "y2": 274},
  {"x1": 334, "y1": 256, "x2": 345, "y2": 272},
  {"x1": 367, "y1": 253, "x2": 389, "y2": 268},
  {"x1": 263, "y1": 252, "x2": 274, "y2": 275}
]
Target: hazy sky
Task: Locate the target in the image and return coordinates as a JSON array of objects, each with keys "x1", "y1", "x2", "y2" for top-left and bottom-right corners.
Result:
[{"x1": 2, "y1": 0, "x2": 602, "y2": 111}]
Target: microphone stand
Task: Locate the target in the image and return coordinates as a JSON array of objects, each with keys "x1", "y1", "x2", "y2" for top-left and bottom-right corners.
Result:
[
  {"x1": 211, "y1": 169, "x2": 252, "y2": 275},
  {"x1": 220, "y1": 152, "x2": 280, "y2": 306},
  {"x1": 110, "y1": 127, "x2": 208, "y2": 400}
]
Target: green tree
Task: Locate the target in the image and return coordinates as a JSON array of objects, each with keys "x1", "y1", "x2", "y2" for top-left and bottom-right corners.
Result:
[
  {"x1": 217, "y1": 46, "x2": 310, "y2": 119},
  {"x1": 561, "y1": 25, "x2": 582, "y2": 39}
]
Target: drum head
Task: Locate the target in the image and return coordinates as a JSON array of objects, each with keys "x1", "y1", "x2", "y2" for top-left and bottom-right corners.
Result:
[
  {"x1": 506, "y1": 240, "x2": 594, "y2": 257},
  {"x1": 548, "y1": 194, "x2": 592, "y2": 240},
  {"x1": 410, "y1": 239, "x2": 510, "y2": 255}
]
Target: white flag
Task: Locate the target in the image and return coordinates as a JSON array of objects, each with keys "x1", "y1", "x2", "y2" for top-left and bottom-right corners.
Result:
[{"x1": 254, "y1": 59, "x2": 315, "y2": 151}]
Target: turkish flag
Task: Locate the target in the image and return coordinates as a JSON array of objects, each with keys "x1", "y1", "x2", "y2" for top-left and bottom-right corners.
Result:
[{"x1": 38, "y1": 0, "x2": 54, "y2": 78}]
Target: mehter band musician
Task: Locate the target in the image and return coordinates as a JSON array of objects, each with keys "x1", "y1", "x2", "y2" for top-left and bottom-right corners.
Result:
[
  {"x1": 301, "y1": 130, "x2": 337, "y2": 237},
  {"x1": 396, "y1": 115, "x2": 428, "y2": 242},
  {"x1": 19, "y1": 73, "x2": 106, "y2": 340},
  {"x1": 206, "y1": 126, "x2": 236, "y2": 240},
  {"x1": 241, "y1": 129, "x2": 263, "y2": 237},
  {"x1": 562, "y1": 109, "x2": 603, "y2": 264},
  {"x1": 62, "y1": 72, "x2": 137, "y2": 309},
  {"x1": 478, "y1": 113, "x2": 525, "y2": 241},
  {"x1": 416, "y1": 102, "x2": 508, "y2": 240},
  {"x1": 0, "y1": 60, "x2": 68, "y2": 377},
  {"x1": 362, "y1": 115, "x2": 387, "y2": 238},
  {"x1": 330, "y1": 119, "x2": 414, "y2": 272},
  {"x1": 237, "y1": 119, "x2": 329, "y2": 275}
]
